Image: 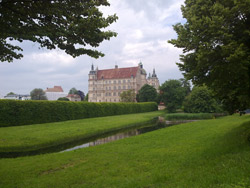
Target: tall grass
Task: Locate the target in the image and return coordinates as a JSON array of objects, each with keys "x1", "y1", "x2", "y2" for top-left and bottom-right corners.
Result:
[{"x1": 164, "y1": 113, "x2": 214, "y2": 120}]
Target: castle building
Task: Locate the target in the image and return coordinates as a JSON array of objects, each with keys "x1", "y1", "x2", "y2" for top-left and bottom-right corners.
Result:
[{"x1": 88, "y1": 62, "x2": 160, "y2": 102}]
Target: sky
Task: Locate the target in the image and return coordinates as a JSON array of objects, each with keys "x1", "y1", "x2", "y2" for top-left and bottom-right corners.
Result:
[{"x1": 0, "y1": 0, "x2": 185, "y2": 98}]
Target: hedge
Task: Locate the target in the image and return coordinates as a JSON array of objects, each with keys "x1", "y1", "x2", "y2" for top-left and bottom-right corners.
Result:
[{"x1": 0, "y1": 100, "x2": 158, "y2": 127}]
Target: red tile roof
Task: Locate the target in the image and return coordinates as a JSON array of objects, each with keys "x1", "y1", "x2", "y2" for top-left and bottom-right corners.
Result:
[
  {"x1": 67, "y1": 94, "x2": 80, "y2": 98},
  {"x1": 45, "y1": 86, "x2": 64, "y2": 92},
  {"x1": 97, "y1": 67, "x2": 138, "y2": 80}
]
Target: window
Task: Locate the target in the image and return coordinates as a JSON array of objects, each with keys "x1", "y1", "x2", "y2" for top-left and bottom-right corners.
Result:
[
  {"x1": 114, "y1": 92, "x2": 116, "y2": 96},
  {"x1": 123, "y1": 86, "x2": 126, "y2": 89},
  {"x1": 118, "y1": 80, "x2": 121, "y2": 84},
  {"x1": 118, "y1": 86, "x2": 121, "y2": 90},
  {"x1": 114, "y1": 80, "x2": 116, "y2": 84},
  {"x1": 123, "y1": 80, "x2": 126, "y2": 83},
  {"x1": 114, "y1": 86, "x2": 116, "y2": 90},
  {"x1": 128, "y1": 80, "x2": 130, "y2": 83},
  {"x1": 109, "y1": 87, "x2": 111, "y2": 90}
]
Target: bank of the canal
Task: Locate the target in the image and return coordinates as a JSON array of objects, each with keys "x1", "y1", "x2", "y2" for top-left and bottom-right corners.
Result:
[
  {"x1": 0, "y1": 111, "x2": 163, "y2": 157},
  {"x1": 0, "y1": 115, "x2": 250, "y2": 188}
]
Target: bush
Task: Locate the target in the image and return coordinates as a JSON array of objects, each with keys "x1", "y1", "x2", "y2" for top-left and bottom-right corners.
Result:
[
  {"x1": 183, "y1": 86, "x2": 223, "y2": 113},
  {"x1": 0, "y1": 100, "x2": 158, "y2": 127}
]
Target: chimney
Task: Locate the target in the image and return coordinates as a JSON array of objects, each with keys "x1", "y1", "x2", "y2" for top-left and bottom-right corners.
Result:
[{"x1": 115, "y1": 65, "x2": 118, "y2": 69}]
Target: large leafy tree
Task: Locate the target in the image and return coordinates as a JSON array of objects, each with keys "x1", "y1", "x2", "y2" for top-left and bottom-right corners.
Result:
[
  {"x1": 0, "y1": 0, "x2": 118, "y2": 62},
  {"x1": 183, "y1": 86, "x2": 222, "y2": 113},
  {"x1": 120, "y1": 90, "x2": 136, "y2": 102},
  {"x1": 169, "y1": 0, "x2": 250, "y2": 113},
  {"x1": 159, "y1": 79, "x2": 187, "y2": 113},
  {"x1": 30, "y1": 88, "x2": 47, "y2": 100},
  {"x1": 137, "y1": 84, "x2": 157, "y2": 102},
  {"x1": 68, "y1": 88, "x2": 78, "y2": 95}
]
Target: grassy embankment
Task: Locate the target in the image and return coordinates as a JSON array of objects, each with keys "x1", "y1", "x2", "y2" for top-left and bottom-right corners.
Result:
[
  {"x1": 0, "y1": 111, "x2": 163, "y2": 154},
  {"x1": 165, "y1": 113, "x2": 222, "y2": 121},
  {"x1": 0, "y1": 115, "x2": 250, "y2": 187}
]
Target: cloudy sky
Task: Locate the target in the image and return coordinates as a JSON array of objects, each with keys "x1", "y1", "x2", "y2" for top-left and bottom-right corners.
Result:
[{"x1": 0, "y1": 0, "x2": 185, "y2": 97}]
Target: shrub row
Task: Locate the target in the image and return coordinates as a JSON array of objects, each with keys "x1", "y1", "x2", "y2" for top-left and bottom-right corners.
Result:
[
  {"x1": 0, "y1": 100, "x2": 158, "y2": 127},
  {"x1": 164, "y1": 113, "x2": 215, "y2": 121}
]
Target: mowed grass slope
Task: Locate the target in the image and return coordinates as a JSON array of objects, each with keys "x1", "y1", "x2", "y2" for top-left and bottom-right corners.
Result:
[
  {"x1": 0, "y1": 115, "x2": 250, "y2": 188},
  {"x1": 0, "y1": 111, "x2": 163, "y2": 153}
]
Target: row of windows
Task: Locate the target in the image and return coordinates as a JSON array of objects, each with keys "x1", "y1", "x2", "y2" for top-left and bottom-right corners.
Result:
[
  {"x1": 106, "y1": 85, "x2": 131, "y2": 90},
  {"x1": 93, "y1": 93, "x2": 121, "y2": 97},
  {"x1": 92, "y1": 86, "x2": 132, "y2": 91},
  {"x1": 105, "y1": 79, "x2": 130, "y2": 84}
]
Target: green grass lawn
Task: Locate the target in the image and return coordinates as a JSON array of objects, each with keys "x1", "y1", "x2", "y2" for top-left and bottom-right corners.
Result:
[
  {"x1": 0, "y1": 111, "x2": 163, "y2": 153},
  {"x1": 0, "y1": 115, "x2": 250, "y2": 187}
]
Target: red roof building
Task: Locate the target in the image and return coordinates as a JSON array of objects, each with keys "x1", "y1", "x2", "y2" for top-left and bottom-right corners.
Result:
[
  {"x1": 45, "y1": 86, "x2": 64, "y2": 92},
  {"x1": 44, "y1": 86, "x2": 67, "y2": 100}
]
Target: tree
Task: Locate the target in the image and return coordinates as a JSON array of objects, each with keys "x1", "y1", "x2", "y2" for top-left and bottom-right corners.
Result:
[
  {"x1": 7, "y1": 92, "x2": 15, "y2": 96},
  {"x1": 30, "y1": 88, "x2": 47, "y2": 100},
  {"x1": 120, "y1": 90, "x2": 136, "y2": 102},
  {"x1": 77, "y1": 90, "x2": 85, "y2": 101},
  {"x1": 0, "y1": 0, "x2": 118, "y2": 62},
  {"x1": 69, "y1": 88, "x2": 78, "y2": 95},
  {"x1": 159, "y1": 79, "x2": 187, "y2": 113},
  {"x1": 57, "y1": 97, "x2": 69, "y2": 101},
  {"x1": 68, "y1": 88, "x2": 85, "y2": 101},
  {"x1": 169, "y1": 0, "x2": 250, "y2": 113},
  {"x1": 137, "y1": 84, "x2": 157, "y2": 102},
  {"x1": 183, "y1": 86, "x2": 222, "y2": 113},
  {"x1": 84, "y1": 93, "x2": 89, "y2": 102}
]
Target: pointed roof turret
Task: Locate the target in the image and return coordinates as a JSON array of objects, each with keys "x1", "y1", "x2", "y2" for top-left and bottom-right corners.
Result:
[{"x1": 152, "y1": 68, "x2": 157, "y2": 77}]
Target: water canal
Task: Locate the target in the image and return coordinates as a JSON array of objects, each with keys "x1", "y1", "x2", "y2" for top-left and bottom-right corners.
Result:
[
  {"x1": 61, "y1": 119, "x2": 196, "y2": 152},
  {"x1": 1, "y1": 118, "x2": 196, "y2": 158}
]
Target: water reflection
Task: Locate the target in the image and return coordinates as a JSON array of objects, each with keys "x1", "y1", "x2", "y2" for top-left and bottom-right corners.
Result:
[{"x1": 62, "y1": 122, "x2": 167, "y2": 152}]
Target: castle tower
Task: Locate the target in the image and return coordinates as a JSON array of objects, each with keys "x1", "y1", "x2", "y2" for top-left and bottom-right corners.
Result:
[
  {"x1": 147, "y1": 68, "x2": 160, "y2": 92},
  {"x1": 88, "y1": 64, "x2": 97, "y2": 102}
]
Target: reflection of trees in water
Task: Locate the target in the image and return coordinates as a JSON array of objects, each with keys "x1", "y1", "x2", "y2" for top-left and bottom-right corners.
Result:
[{"x1": 89, "y1": 130, "x2": 139, "y2": 146}]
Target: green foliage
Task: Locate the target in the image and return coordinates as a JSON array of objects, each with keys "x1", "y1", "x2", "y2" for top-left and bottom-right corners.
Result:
[
  {"x1": 183, "y1": 86, "x2": 223, "y2": 113},
  {"x1": 68, "y1": 88, "x2": 78, "y2": 95},
  {"x1": 57, "y1": 97, "x2": 69, "y2": 101},
  {"x1": 6, "y1": 92, "x2": 15, "y2": 96},
  {"x1": 120, "y1": 89, "x2": 136, "y2": 102},
  {"x1": 169, "y1": 0, "x2": 250, "y2": 113},
  {"x1": 0, "y1": 0, "x2": 118, "y2": 62},
  {"x1": 137, "y1": 84, "x2": 157, "y2": 102},
  {"x1": 0, "y1": 100, "x2": 158, "y2": 127},
  {"x1": 84, "y1": 93, "x2": 89, "y2": 101},
  {"x1": 164, "y1": 113, "x2": 214, "y2": 121},
  {"x1": 159, "y1": 79, "x2": 187, "y2": 113},
  {"x1": 30, "y1": 88, "x2": 47, "y2": 100}
]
